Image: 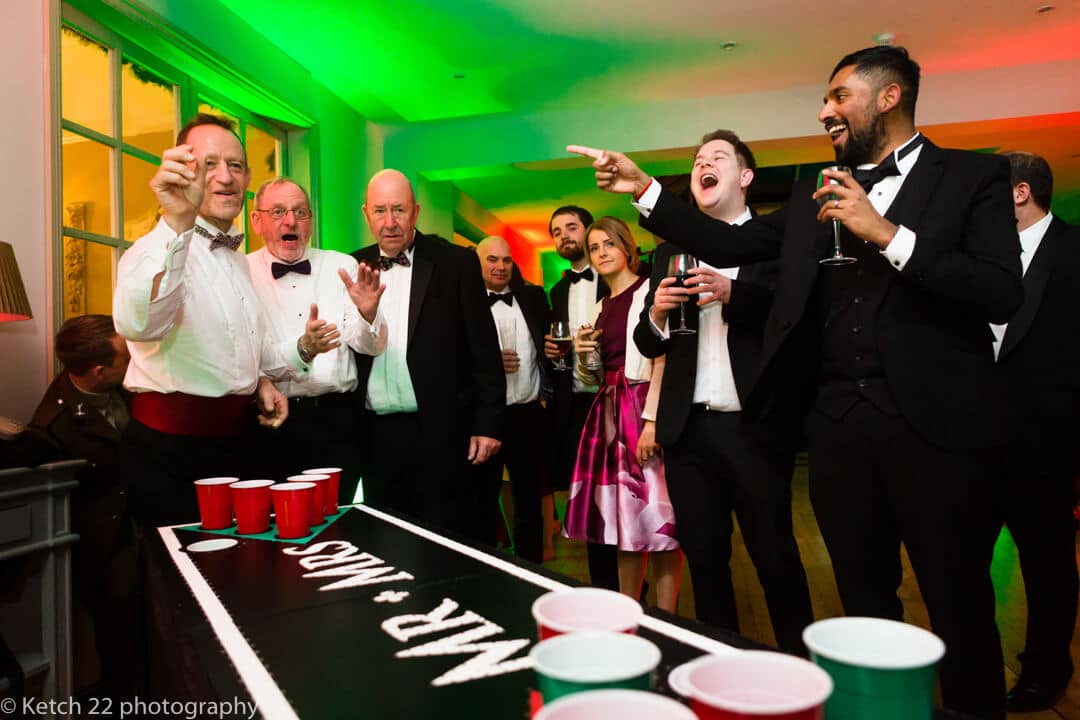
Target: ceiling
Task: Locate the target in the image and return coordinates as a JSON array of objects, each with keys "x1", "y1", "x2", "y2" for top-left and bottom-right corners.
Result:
[{"x1": 223, "y1": 0, "x2": 1080, "y2": 259}]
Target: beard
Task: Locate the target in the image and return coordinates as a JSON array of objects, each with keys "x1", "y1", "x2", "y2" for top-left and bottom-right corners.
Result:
[
  {"x1": 836, "y1": 109, "x2": 887, "y2": 168},
  {"x1": 557, "y1": 243, "x2": 585, "y2": 262}
]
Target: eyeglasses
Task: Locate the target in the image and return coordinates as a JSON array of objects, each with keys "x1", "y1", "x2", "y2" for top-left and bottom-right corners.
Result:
[{"x1": 255, "y1": 207, "x2": 313, "y2": 221}]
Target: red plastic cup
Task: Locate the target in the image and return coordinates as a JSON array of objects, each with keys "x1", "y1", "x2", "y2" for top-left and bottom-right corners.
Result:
[
  {"x1": 287, "y1": 474, "x2": 328, "y2": 525},
  {"x1": 229, "y1": 480, "x2": 274, "y2": 534},
  {"x1": 194, "y1": 477, "x2": 237, "y2": 530},
  {"x1": 686, "y1": 651, "x2": 833, "y2": 720},
  {"x1": 302, "y1": 467, "x2": 342, "y2": 514},
  {"x1": 270, "y1": 482, "x2": 315, "y2": 539},
  {"x1": 531, "y1": 588, "x2": 643, "y2": 640}
]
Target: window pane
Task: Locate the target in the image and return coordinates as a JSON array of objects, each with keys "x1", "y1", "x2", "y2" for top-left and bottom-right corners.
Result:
[
  {"x1": 62, "y1": 238, "x2": 115, "y2": 320},
  {"x1": 246, "y1": 124, "x2": 280, "y2": 193},
  {"x1": 244, "y1": 199, "x2": 264, "y2": 253},
  {"x1": 198, "y1": 102, "x2": 239, "y2": 129},
  {"x1": 62, "y1": 131, "x2": 113, "y2": 238},
  {"x1": 61, "y1": 26, "x2": 112, "y2": 136},
  {"x1": 122, "y1": 153, "x2": 160, "y2": 241},
  {"x1": 121, "y1": 59, "x2": 175, "y2": 156}
]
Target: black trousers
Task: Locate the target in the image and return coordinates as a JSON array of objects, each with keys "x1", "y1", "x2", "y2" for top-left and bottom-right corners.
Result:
[
  {"x1": 362, "y1": 411, "x2": 475, "y2": 541},
  {"x1": 552, "y1": 389, "x2": 618, "y2": 590},
  {"x1": 250, "y1": 392, "x2": 364, "y2": 505},
  {"x1": 119, "y1": 418, "x2": 259, "y2": 528},
  {"x1": 664, "y1": 408, "x2": 812, "y2": 654},
  {"x1": 473, "y1": 400, "x2": 548, "y2": 563},
  {"x1": 997, "y1": 465, "x2": 1078, "y2": 686},
  {"x1": 806, "y1": 401, "x2": 1004, "y2": 720}
]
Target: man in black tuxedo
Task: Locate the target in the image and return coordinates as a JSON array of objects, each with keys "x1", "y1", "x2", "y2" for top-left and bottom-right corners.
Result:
[
  {"x1": 543, "y1": 205, "x2": 618, "y2": 589},
  {"x1": 992, "y1": 152, "x2": 1080, "y2": 712},
  {"x1": 28, "y1": 315, "x2": 136, "y2": 699},
  {"x1": 352, "y1": 169, "x2": 504, "y2": 540},
  {"x1": 571, "y1": 46, "x2": 1022, "y2": 718},
  {"x1": 471, "y1": 235, "x2": 553, "y2": 562},
  {"x1": 633, "y1": 130, "x2": 812, "y2": 654}
]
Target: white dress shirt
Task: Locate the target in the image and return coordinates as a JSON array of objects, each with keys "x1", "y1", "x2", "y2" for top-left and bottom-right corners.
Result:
[
  {"x1": 648, "y1": 207, "x2": 751, "y2": 411},
  {"x1": 991, "y1": 211, "x2": 1052, "y2": 359},
  {"x1": 567, "y1": 268, "x2": 601, "y2": 393},
  {"x1": 634, "y1": 133, "x2": 925, "y2": 272},
  {"x1": 362, "y1": 245, "x2": 418, "y2": 414},
  {"x1": 489, "y1": 291, "x2": 540, "y2": 405},
  {"x1": 113, "y1": 217, "x2": 307, "y2": 396},
  {"x1": 247, "y1": 246, "x2": 385, "y2": 398}
]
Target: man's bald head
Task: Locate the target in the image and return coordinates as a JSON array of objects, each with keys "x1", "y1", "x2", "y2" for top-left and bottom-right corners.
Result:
[
  {"x1": 478, "y1": 235, "x2": 514, "y2": 292},
  {"x1": 363, "y1": 169, "x2": 420, "y2": 256}
]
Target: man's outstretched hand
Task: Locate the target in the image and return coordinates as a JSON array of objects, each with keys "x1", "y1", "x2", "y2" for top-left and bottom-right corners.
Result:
[{"x1": 566, "y1": 145, "x2": 652, "y2": 196}]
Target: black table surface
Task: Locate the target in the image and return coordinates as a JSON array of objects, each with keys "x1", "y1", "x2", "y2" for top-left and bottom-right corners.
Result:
[{"x1": 144, "y1": 505, "x2": 971, "y2": 719}]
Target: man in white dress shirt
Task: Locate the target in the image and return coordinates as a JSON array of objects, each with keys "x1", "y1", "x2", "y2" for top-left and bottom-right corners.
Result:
[
  {"x1": 632, "y1": 130, "x2": 812, "y2": 654},
  {"x1": 993, "y1": 152, "x2": 1080, "y2": 712},
  {"x1": 113, "y1": 114, "x2": 338, "y2": 527},
  {"x1": 471, "y1": 235, "x2": 552, "y2": 562},
  {"x1": 247, "y1": 177, "x2": 385, "y2": 504}
]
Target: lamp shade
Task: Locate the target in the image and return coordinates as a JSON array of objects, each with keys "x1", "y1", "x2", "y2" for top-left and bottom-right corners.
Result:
[{"x1": 0, "y1": 241, "x2": 32, "y2": 321}]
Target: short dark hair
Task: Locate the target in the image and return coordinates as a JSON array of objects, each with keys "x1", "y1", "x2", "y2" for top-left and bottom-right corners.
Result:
[
  {"x1": 831, "y1": 46, "x2": 920, "y2": 118},
  {"x1": 695, "y1": 129, "x2": 757, "y2": 173},
  {"x1": 176, "y1": 113, "x2": 246, "y2": 163},
  {"x1": 1003, "y1": 151, "x2": 1054, "y2": 211},
  {"x1": 55, "y1": 315, "x2": 118, "y2": 375},
  {"x1": 549, "y1": 205, "x2": 594, "y2": 236}
]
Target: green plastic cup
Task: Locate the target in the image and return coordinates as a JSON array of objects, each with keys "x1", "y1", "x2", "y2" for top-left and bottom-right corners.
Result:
[
  {"x1": 803, "y1": 617, "x2": 945, "y2": 720},
  {"x1": 530, "y1": 631, "x2": 660, "y2": 702}
]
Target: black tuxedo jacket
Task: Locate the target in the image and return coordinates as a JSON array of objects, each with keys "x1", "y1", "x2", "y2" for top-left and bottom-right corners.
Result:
[
  {"x1": 549, "y1": 270, "x2": 609, "y2": 324},
  {"x1": 997, "y1": 216, "x2": 1080, "y2": 474},
  {"x1": 352, "y1": 231, "x2": 505, "y2": 439},
  {"x1": 633, "y1": 240, "x2": 779, "y2": 447},
  {"x1": 641, "y1": 141, "x2": 1023, "y2": 451}
]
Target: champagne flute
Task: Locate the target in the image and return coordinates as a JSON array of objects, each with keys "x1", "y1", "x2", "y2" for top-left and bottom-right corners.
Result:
[
  {"x1": 549, "y1": 320, "x2": 572, "y2": 371},
  {"x1": 817, "y1": 165, "x2": 858, "y2": 266},
  {"x1": 667, "y1": 254, "x2": 698, "y2": 335}
]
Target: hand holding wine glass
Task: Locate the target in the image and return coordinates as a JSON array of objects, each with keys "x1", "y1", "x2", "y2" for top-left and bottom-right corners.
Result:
[
  {"x1": 666, "y1": 253, "x2": 698, "y2": 335},
  {"x1": 547, "y1": 320, "x2": 573, "y2": 371},
  {"x1": 816, "y1": 165, "x2": 857, "y2": 266}
]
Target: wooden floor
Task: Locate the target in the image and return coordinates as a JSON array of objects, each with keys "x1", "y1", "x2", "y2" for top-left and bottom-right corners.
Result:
[{"x1": 535, "y1": 462, "x2": 1080, "y2": 719}]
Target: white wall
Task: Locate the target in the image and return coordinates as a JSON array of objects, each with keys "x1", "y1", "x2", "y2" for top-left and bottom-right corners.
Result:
[{"x1": 0, "y1": 0, "x2": 52, "y2": 423}]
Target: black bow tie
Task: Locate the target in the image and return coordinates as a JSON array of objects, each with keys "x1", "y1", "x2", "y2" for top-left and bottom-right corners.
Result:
[
  {"x1": 853, "y1": 135, "x2": 924, "y2": 192},
  {"x1": 488, "y1": 292, "x2": 513, "y2": 307},
  {"x1": 568, "y1": 268, "x2": 594, "y2": 284},
  {"x1": 376, "y1": 253, "x2": 411, "y2": 271},
  {"x1": 271, "y1": 259, "x2": 311, "y2": 279},
  {"x1": 194, "y1": 224, "x2": 243, "y2": 252}
]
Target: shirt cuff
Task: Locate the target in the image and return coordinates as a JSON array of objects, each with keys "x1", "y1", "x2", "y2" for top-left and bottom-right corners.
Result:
[
  {"x1": 881, "y1": 225, "x2": 915, "y2": 271},
  {"x1": 632, "y1": 179, "x2": 661, "y2": 218},
  {"x1": 154, "y1": 227, "x2": 194, "y2": 299},
  {"x1": 648, "y1": 311, "x2": 670, "y2": 340}
]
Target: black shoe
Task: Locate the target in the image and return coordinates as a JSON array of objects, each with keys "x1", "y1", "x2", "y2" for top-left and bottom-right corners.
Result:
[{"x1": 1005, "y1": 677, "x2": 1068, "y2": 712}]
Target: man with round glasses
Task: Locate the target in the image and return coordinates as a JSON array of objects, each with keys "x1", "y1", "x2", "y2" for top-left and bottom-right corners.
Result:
[{"x1": 247, "y1": 177, "x2": 385, "y2": 504}]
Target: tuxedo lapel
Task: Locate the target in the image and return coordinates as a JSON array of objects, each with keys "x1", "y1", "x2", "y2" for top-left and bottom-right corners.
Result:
[
  {"x1": 1000, "y1": 218, "x2": 1059, "y2": 357},
  {"x1": 408, "y1": 235, "x2": 433, "y2": 348},
  {"x1": 883, "y1": 142, "x2": 945, "y2": 229}
]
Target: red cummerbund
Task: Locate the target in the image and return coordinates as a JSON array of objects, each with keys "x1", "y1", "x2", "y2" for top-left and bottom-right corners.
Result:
[{"x1": 130, "y1": 391, "x2": 252, "y2": 438}]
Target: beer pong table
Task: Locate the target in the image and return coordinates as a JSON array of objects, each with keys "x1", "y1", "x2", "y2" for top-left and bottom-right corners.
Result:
[{"x1": 146, "y1": 505, "x2": 970, "y2": 719}]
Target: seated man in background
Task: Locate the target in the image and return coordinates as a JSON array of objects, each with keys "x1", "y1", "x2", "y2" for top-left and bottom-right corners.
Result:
[{"x1": 27, "y1": 314, "x2": 136, "y2": 700}]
